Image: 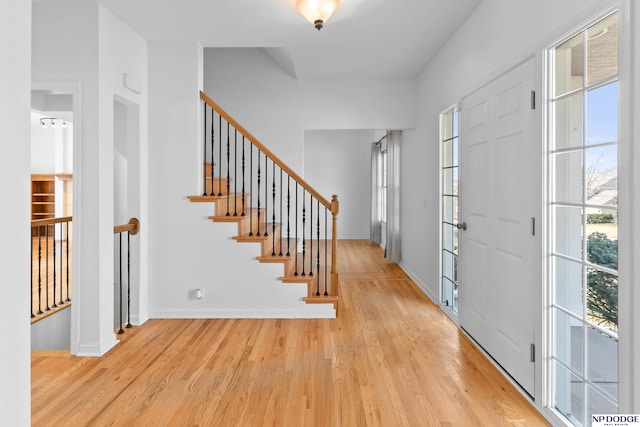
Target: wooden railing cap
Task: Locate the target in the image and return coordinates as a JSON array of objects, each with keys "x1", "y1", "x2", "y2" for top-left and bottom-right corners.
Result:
[{"x1": 114, "y1": 217, "x2": 140, "y2": 235}]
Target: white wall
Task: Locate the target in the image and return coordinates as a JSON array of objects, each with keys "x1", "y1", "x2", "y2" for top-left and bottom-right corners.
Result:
[
  {"x1": 0, "y1": 0, "x2": 31, "y2": 424},
  {"x1": 204, "y1": 48, "x2": 417, "y2": 176},
  {"x1": 32, "y1": 2, "x2": 149, "y2": 355},
  {"x1": 304, "y1": 130, "x2": 374, "y2": 239}
]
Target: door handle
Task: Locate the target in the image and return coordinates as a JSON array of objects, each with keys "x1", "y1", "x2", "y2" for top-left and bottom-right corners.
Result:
[{"x1": 456, "y1": 222, "x2": 467, "y2": 231}]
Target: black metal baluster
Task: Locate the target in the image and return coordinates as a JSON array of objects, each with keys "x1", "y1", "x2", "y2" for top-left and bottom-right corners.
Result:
[
  {"x1": 286, "y1": 176, "x2": 291, "y2": 257},
  {"x1": 257, "y1": 150, "x2": 261, "y2": 236},
  {"x1": 264, "y1": 155, "x2": 269, "y2": 237},
  {"x1": 126, "y1": 231, "x2": 132, "y2": 328},
  {"x1": 218, "y1": 115, "x2": 222, "y2": 196},
  {"x1": 271, "y1": 161, "x2": 276, "y2": 256},
  {"x1": 249, "y1": 144, "x2": 253, "y2": 236},
  {"x1": 58, "y1": 223, "x2": 63, "y2": 305},
  {"x1": 234, "y1": 129, "x2": 238, "y2": 216},
  {"x1": 45, "y1": 225, "x2": 50, "y2": 311},
  {"x1": 210, "y1": 108, "x2": 215, "y2": 196},
  {"x1": 51, "y1": 223, "x2": 57, "y2": 308},
  {"x1": 37, "y1": 226, "x2": 43, "y2": 314},
  {"x1": 325, "y1": 208, "x2": 328, "y2": 296},
  {"x1": 309, "y1": 197, "x2": 313, "y2": 277},
  {"x1": 294, "y1": 183, "x2": 298, "y2": 276},
  {"x1": 31, "y1": 232, "x2": 34, "y2": 318},
  {"x1": 241, "y1": 136, "x2": 246, "y2": 216},
  {"x1": 316, "y1": 200, "x2": 321, "y2": 295},
  {"x1": 226, "y1": 122, "x2": 231, "y2": 216},
  {"x1": 301, "y1": 190, "x2": 306, "y2": 276},
  {"x1": 65, "y1": 221, "x2": 70, "y2": 302},
  {"x1": 118, "y1": 233, "x2": 124, "y2": 334},
  {"x1": 202, "y1": 101, "x2": 207, "y2": 196},
  {"x1": 279, "y1": 168, "x2": 283, "y2": 256}
]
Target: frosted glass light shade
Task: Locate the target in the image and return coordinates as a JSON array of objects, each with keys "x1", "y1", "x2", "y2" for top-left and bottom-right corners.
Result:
[{"x1": 296, "y1": 0, "x2": 339, "y2": 30}]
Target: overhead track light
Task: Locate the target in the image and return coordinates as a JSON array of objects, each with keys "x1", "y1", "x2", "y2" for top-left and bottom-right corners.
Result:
[
  {"x1": 296, "y1": 0, "x2": 339, "y2": 31},
  {"x1": 39, "y1": 117, "x2": 67, "y2": 129}
]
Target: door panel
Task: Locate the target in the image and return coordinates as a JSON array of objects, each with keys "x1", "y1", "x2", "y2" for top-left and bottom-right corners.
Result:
[{"x1": 459, "y1": 58, "x2": 539, "y2": 396}]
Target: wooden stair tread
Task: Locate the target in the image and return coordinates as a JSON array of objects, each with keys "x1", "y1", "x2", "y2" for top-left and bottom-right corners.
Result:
[{"x1": 256, "y1": 255, "x2": 291, "y2": 263}]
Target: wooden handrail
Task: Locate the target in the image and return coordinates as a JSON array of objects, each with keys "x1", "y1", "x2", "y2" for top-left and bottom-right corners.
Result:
[
  {"x1": 114, "y1": 217, "x2": 140, "y2": 235},
  {"x1": 31, "y1": 216, "x2": 72, "y2": 227},
  {"x1": 200, "y1": 91, "x2": 334, "y2": 211}
]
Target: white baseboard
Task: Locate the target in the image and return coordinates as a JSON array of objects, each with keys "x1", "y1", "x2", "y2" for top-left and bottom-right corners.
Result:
[
  {"x1": 74, "y1": 338, "x2": 118, "y2": 357},
  {"x1": 397, "y1": 262, "x2": 438, "y2": 304}
]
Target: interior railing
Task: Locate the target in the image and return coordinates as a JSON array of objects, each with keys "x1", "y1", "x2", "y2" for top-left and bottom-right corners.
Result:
[
  {"x1": 114, "y1": 218, "x2": 140, "y2": 334},
  {"x1": 199, "y1": 91, "x2": 339, "y2": 300},
  {"x1": 31, "y1": 216, "x2": 72, "y2": 321}
]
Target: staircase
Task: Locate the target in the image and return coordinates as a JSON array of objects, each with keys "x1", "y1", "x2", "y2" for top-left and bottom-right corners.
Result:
[{"x1": 188, "y1": 92, "x2": 339, "y2": 314}]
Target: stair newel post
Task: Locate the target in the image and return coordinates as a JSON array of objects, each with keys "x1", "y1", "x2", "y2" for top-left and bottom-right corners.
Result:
[
  {"x1": 264, "y1": 154, "x2": 269, "y2": 236},
  {"x1": 301, "y1": 190, "x2": 306, "y2": 276},
  {"x1": 331, "y1": 195, "x2": 339, "y2": 298},
  {"x1": 316, "y1": 199, "x2": 321, "y2": 296},
  {"x1": 58, "y1": 222, "x2": 63, "y2": 305},
  {"x1": 279, "y1": 168, "x2": 283, "y2": 256},
  {"x1": 234, "y1": 129, "x2": 238, "y2": 216},
  {"x1": 286, "y1": 175, "x2": 291, "y2": 257},
  {"x1": 257, "y1": 150, "x2": 261, "y2": 236},
  {"x1": 210, "y1": 109, "x2": 216, "y2": 196},
  {"x1": 241, "y1": 136, "x2": 246, "y2": 216},
  {"x1": 271, "y1": 160, "x2": 276, "y2": 256}
]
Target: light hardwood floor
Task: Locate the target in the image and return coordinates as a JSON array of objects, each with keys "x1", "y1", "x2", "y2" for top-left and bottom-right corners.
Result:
[{"x1": 31, "y1": 240, "x2": 549, "y2": 426}]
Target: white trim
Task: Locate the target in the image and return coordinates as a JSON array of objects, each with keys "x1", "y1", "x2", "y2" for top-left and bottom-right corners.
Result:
[
  {"x1": 148, "y1": 308, "x2": 337, "y2": 319},
  {"x1": 75, "y1": 339, "x2": 118, "y2": 357}
]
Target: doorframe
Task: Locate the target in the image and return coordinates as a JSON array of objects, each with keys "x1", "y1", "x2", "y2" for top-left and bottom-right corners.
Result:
[{"x1": 31, "y1": 80, "x2": 82, "y2": 353}]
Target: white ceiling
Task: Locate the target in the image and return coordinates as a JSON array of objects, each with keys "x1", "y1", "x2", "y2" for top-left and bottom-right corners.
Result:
[{"x1": 96, "y1": 0, "x2": 482, "y2": 78}]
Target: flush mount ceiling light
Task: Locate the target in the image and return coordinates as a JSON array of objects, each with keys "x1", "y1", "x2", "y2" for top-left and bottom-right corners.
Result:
[
  {"x1": 296, "y1": 0, "x2": 339, "y2": 31},
  {"x1": 39, "y1": 117, "x2": 67, "y2": 129}
]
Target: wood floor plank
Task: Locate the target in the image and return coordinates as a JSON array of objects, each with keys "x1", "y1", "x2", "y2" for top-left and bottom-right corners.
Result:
[{"x1": 32, "y1": 240, "x2": 548, "y2": 426}]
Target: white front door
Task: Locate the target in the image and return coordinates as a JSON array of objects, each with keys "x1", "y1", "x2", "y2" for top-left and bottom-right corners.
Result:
[{"x1": 458, "y1": 58, "x2": 540, "y2": 397}]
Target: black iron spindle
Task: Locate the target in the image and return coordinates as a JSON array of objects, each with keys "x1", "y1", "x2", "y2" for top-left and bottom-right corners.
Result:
[
  {"x1": 51, "y1": 223, "x2": 57, "y2": 308},
  {"x1": 234, "y1": 129, "x2": 238, "y2": 216},
  {"x1": 271, "y1": 161, "x2": 276, "y2": 256},
  {"x1": 226, "y1": 122, "x2": 231, "y2": 216},
  {"x1": 301, "y1": 190, "x2": 306, "y2": 276},
  {"x1": 210, "y1": 108, "x2": 215, "y2": 196},
  {"x1": 218, "y1": 115, "x2": 223, "y2": 196},
  {"x1": 118, "y1": 233, "x2": 124, "y2": 334},
  {"x1": 65, "y1": 221, "x2": 70, "y2": 302},
  {"x1": 257, "y1": 150, "x2": 261, "y2": 236},
  {"x1": 286, "y1": 176, "x2": 291, "y2": 257},
  {"x1": 316, "y1": 200, "x2": 321, "y2": 295},
  {"x1": 294, "y1": 183, "x2": 298, "y2": 276},
  {"x1": 241, "y1": 136, "x2": 246, "y2": 216},
  {"x1": 126, "y1": 231, "x2": 132, "y2": 328},
  {"x1": 202, "y1": 101, "x2": 207, "y2": 196},
  {"x1": 325, "y1": 208, "x2": 328, "y2": 296},
  {"x1": 264, "y1": 154, "x2": 269, "y2": 237},
  {"x1": 37, "y1": 226, "x2": 43, "y2": 315}
]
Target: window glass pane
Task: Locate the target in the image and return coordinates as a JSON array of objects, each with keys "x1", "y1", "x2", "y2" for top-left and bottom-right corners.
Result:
[
  {"x1": 443, "y1": 196, "x2": 453, "y2": 223},
  {"x1": 555, "y1": 33, "x2": 585, "y2": 97},
  {"x1": 443, "y1": 223, "x2": 454, "y2": 252},
  {"x1": 443, "y1": 110, "x2": 453, "y2": 140},
  {"x1": 443, "y1": 250, "x2": 454, "y2": 282},
  {"x1": 586, "y1": 230, "x2": 618, "y2": 270},
  {"x1": 555, "y1": 309, "x2": 583, "y2": 374},
  {"x1": 553, "y1": 206, "x2": 583, "y2": 260},
  {"x1": 554, "y1": 256, "x2": 584, "y2": 318},
  {"x1": 587, "y1": 268, "x2": 618, "y2": 332},
  {"x1": 586, "y1": 145, "x2": 617, "y2": 206},
  {"x1": 587, "y1": 14, "x2": 618, "y2": 86},
  {"x1": 453, "y1": 195, "x2": 459, "y2": 223},
  {"x1": 552, "y1": 150, "x2": 582, "y2": 204},
  {"x1": 453, "y1": 111, "x2": 459, "y2": 138},
  {"x1": 553, "y1": 93, "x2": 583, "y2": 150},
  {"x1": 587, "y1": 327, "x2": 618, "y2": 400},
  {"x1": 586, "y1": 216, "x2": 617, "y2": 249},
  {"x1": 443, "y1": 168, "x2": 453, "y2": 194},
  {"x1": 442, "y1": 276, "x2": 454, "y2": 308},
  {"x1": 453, "y1": 138, "x2": 459, "y2": 167},
  {"x1": 588, "y1": 384, "x2": 617, "y2": 421},
  {"x1": 443, "y1": 138, "x2": 453, "y2": 167},
  {"x1": 587, "y1": 82, "x2": 618, "y2": 145},
  {"x1": 554, "y1": 361, "x2": 584, "y2": 425}
]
